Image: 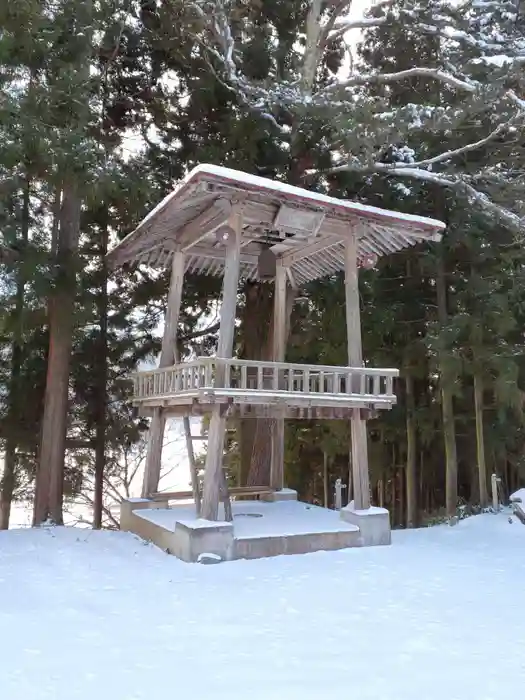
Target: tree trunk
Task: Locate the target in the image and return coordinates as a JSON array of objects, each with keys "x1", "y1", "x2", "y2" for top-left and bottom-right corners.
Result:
[
  {"x1": 93, "y1": 219, "x2": 109, "y2": 529},
  {"x1": 473, "y1": 367, "x2": 488, "y2": 508},
  {"x1": 246, "y1": 285, "x2": 297, "y2": 486},
  {"x1": 0, "y1": 180, "x2": 30, "y2": 529},
  {"x1": 405, "y1": 373, "x2": 418, "y2": 528},
  {"x1": 378, "y1": 477, "x2": 385, "y2": 508},
  {"x1": 436, "y1": 246, "x2": 458, "y2": 518},
  {"x1": 323, "y1": 451, "x2": 329, "y2": 507},
  {"x1": 241, "y1": 13, "x2": 318, "y2": 487},
  {"x1": 398, "y1": 468, "x2": 405, "y2": 527},
  {"x1": 390, "y1": 474, "x2": 397, "y2": 526},
  {"x1": 239, "y1": 282, "x2": 273, "y2": 485},
  {"x1": 33, "y1": 183, "x2": 80, "y2": 526}
]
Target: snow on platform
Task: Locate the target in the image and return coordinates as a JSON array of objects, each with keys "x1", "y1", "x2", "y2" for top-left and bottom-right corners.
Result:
[
  {"x1": 136, "y1": 499, "x2": 360, "y2": 539},
  {"x1": 1, "y1": 512, "x2": 524, "y2": 700}
]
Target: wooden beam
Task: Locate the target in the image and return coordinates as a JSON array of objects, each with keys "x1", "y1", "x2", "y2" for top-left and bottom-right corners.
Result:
[
  {"x1": 270, "y1": 260, "x2": 287, "y2": 490},
  {"x1": 114, "y1": 196, "x2": 225, "y2": 264},
  {"x1": 344, "y1": 235, "x2": 371, "y2": 510},
  {"x1": 150, "y1": 485, "x2": 273, "y2": 501},
  {"x1": 141, "y1": 251, "x2": 185, "y2": 497},
  {"x1": 183, "y1": 415, "x2": 202, "y2": 517},
  {"x1": 201, "y1": 208, "x2": 242, "y2": 521},
  {"x1": 280, "y1": 235, "x2": 344, "y2": 267},
  {"x1": 179, "y1": 198, "x2": 232, "y2": 250},
  {"x1": 187, "y1": 243, "x2": 258, "y2": 265}
]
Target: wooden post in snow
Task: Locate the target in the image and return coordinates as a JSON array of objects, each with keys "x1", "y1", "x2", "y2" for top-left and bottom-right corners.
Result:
[
  {"x1": 270, "y1": 259, "x2": 287, "y2": 490},
  {"x1": 344, "y1": 235, "x2": 371, "y2": 510},
  {"x1": 201, "y1": 208, "x2": 242, "y2": 521},
  {"x1": 141, "y1": 250, "x2": 185, "y2": 497}
]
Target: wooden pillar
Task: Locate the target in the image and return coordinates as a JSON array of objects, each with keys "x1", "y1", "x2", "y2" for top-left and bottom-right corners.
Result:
[
  {"x1": 270, "y1": 259, "x2": 287, "y2": 490},
  {"x1": 141, "y1": 250, "x2": 185, "y2": 497},
  {"x1": 201, "y1": 209, "x2": 242, "y2": 520},
  {"x1": 344, "y1": 235, "x2": 371, "y2": 510}
]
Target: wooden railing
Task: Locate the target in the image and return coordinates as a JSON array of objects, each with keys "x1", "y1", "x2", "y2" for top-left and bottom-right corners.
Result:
[{"x1": 133, "y1": 357, "x2": 399, "y2": 403}]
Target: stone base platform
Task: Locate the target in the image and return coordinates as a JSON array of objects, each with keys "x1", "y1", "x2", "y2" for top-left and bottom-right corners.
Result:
[{"x1": 120, "y1": 493, "x2": 391, "y2": 563}]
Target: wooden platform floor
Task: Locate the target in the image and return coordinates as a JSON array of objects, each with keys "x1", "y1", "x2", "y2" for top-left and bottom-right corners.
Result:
[{"x1": 135, "y1": 389, "x2": 395, "y2": 419}]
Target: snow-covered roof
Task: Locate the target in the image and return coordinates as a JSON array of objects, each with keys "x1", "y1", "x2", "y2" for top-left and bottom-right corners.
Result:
[{"x1": 107, "y1": 164, "x2": 445, "y2": 285}]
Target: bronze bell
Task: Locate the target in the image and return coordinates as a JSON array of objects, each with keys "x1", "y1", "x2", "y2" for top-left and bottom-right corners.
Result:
[{"x1": 258, "y1": 245, "x2": 276, "y2": 280}]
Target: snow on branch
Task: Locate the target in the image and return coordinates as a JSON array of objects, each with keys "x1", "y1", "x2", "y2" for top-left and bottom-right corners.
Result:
[
  {"x1": 330, "y1": 164, "x2": 524, "y2": 231},
  {"x1": 328, "y1": 15, "x2": 388, "y2": 41},
  {"x1": 384, "y1": 117, "x2": 521, "y2": 170},
  {"x1": 186, "y1": 0, "x2": 287, "y2": 131},
  {"x1": 324, "y1": 67, "x2": 477, "y2": 96},
  {"x1": 508, "y1": 90, "x2": 525, "y2": 111}
]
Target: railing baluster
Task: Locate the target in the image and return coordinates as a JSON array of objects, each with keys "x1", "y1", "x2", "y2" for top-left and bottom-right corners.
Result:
[
  {"x1": 204, "y1": 362, "x2": 212, "y2": 387},
  {"x1": 133, "y1": 361, "x2": 400, "y2": 408},
  {"x1": 224, "y1": 361, "x2": 231, "y2": 388},
  {"x1": 195, "y1": 365, "x2": 200, "y2": 389},
  {"x1": 303, "y1": 368, "x2": 310, "y2": 393}
]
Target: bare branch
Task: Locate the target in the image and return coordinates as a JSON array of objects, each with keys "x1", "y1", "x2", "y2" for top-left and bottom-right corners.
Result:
[
  {"x1": 329, "y1": 15, "x2": 388, "y2": 42},
  {"x1": 323, "y1": 67, "x2": 477, "y2": 96},
  {"x1": 183, "y1": 0, "x2": 287, "y2": 131},
  {"x1": 330, "y1": 162, "x2": 524, "y2": 231},
  {"x1": 508, "y1": 89, "x2": 525, "y2": 111},
  {"x1": 179, "y1": 320, "x2": 220, "y2": 343},
  {"x1": 331, "y1": 160, "x2": 456, "y2": 185},
  {"x1": 318, "y1": 0, "x2": 353, "y2": 53},
  {"x1": 387, "y1": 117, "x2": 520, "y2": 171}
]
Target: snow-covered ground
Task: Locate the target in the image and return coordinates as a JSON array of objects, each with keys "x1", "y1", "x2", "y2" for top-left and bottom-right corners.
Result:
[{"x1": 0, "y1": 512, "x2": 524, "y2": 699}]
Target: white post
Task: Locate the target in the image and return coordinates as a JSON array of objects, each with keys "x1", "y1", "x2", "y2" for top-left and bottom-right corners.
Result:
[
  {"x1": 270, "y1": 259, "x2": 287, "y2": 490},
  {"x1": 344, "y1": 235, "x2": 370, "y2": 510},
  {"x1": 201, "y1": 209, "x2": 242, "y2": 521},
  {"x1": 142, "y1": 250, "x2": 185, "y2": 497},
  {"x1": 334, "y1": 478, "x2": 347, "y2": 511},
  {"x1": 491, "y1": 473, "x2": 500, "y2": 512}
]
